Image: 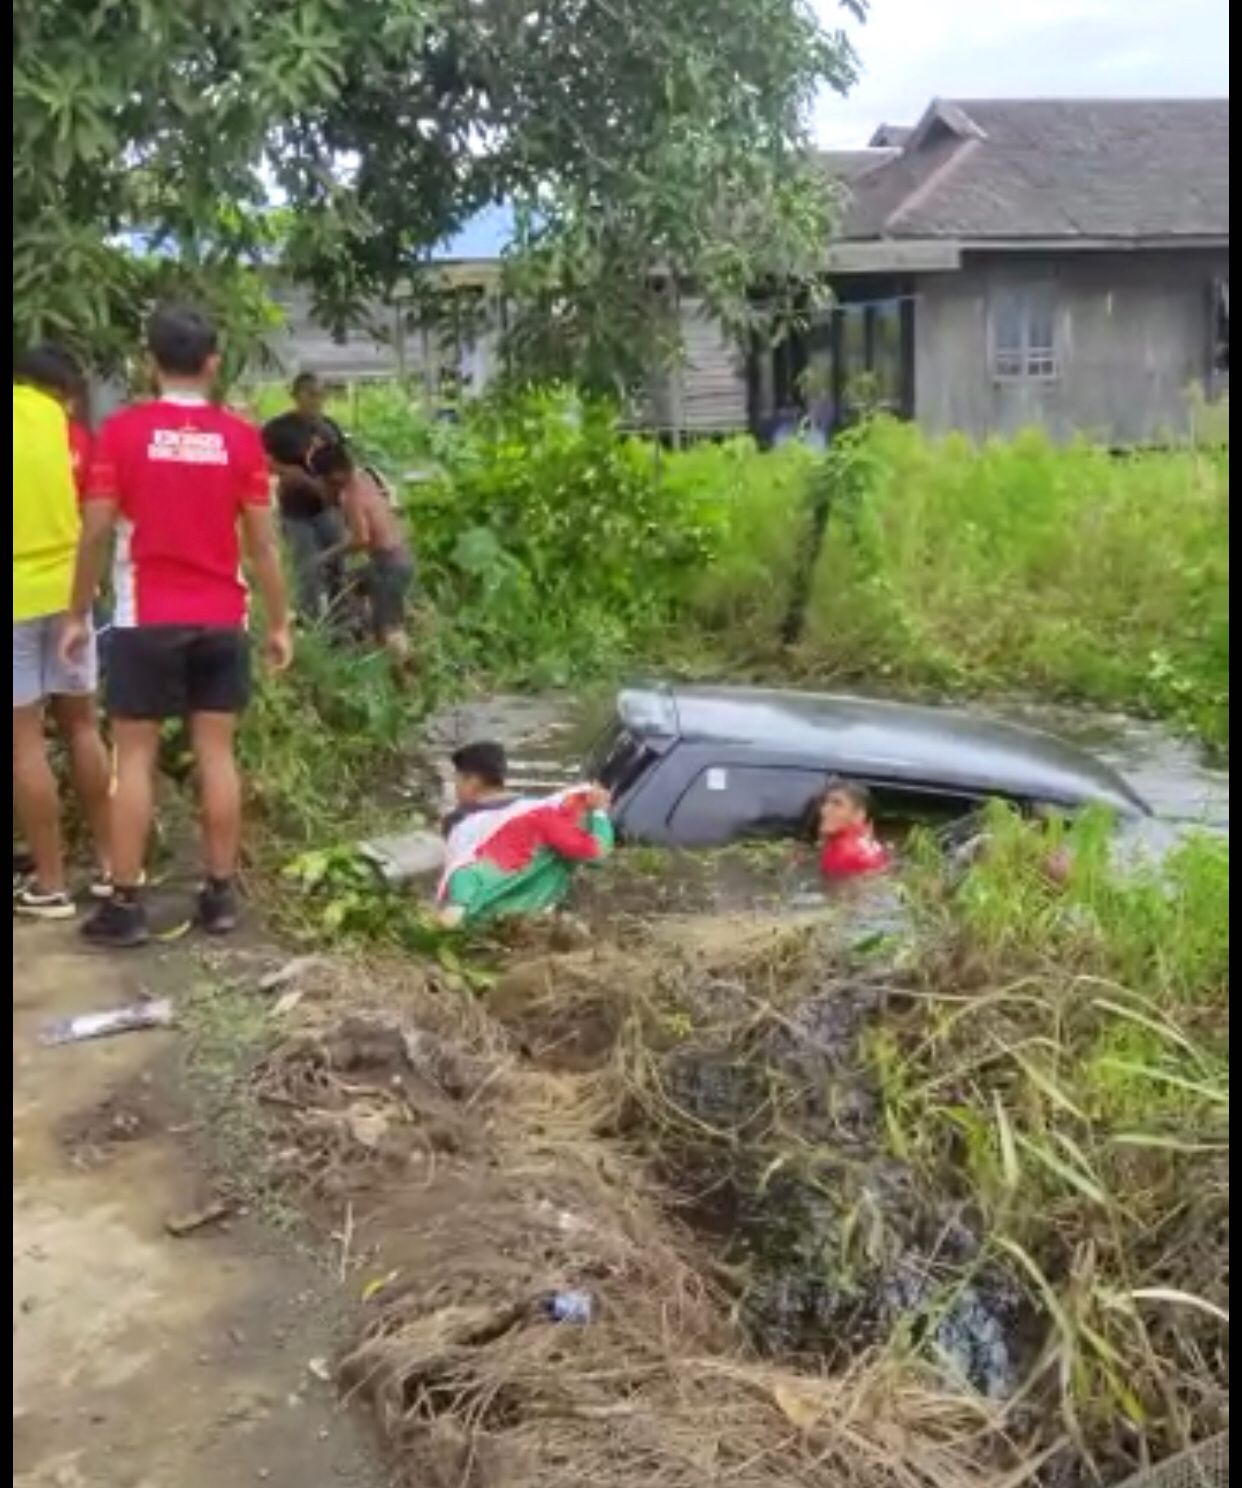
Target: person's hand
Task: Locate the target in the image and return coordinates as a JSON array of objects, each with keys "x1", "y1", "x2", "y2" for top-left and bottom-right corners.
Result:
[
  {"x1": 58, "y1": 613, "x2": 91, "y2": 669},
  {"x1": 264, "y1": 622, "x2": 294, "y2": 673},
  {"x1": 585, "y1": 782, "x2": 612, "y2": 813}
]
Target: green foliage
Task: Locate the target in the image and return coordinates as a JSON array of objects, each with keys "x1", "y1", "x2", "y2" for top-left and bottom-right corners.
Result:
[
  {"x1": 405, "y1": 388, "x2": 710, "y2": 682},
  {"x1": 801, "y1": 419, "x2": 1230, "y2": 747},
  {"x1": 663, "y1": 437, "x2": 818, "y2": 653},
  {"x1": 330, "y1": 389, "x2": 1227, "y2": 745},
  {"x1": 238, "y1": 627, "x2": 437, "y2": 853},
  {"x1": 15, "y1": 0, "x2": 862, "y2": 376},
  {"x1": 885, "y1": 810, "x2": 1229, "y2": 1453}
]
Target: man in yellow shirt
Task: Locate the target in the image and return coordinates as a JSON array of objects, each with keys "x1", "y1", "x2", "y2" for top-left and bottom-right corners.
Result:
[{"x1": 13, "y1": 346, "x2": 111, "y2": 919}]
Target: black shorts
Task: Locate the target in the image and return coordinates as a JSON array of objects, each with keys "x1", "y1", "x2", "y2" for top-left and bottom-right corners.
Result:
[{"x1": 107, "y1": 627, "x2": 251, "y2": 720}]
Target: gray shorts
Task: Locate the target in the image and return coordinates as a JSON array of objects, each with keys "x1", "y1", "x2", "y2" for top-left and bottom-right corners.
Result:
[
  {"x1": 366, "y1": 549, "x2": 415, "y2": 636},
  {"x1": 13, "y1": 614, "x2": 98, "y2": 709}
]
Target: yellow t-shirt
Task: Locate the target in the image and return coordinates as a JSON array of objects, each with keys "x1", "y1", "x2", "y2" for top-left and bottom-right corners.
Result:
[{"x1": 13, "y1": 384, "x2": 80, "y2": 622}]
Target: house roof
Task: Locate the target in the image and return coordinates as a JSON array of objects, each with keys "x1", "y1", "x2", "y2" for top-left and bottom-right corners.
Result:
[
  {"x1": 868, "y1": 125, "x2": 912, "y2": 149},
  {"x1": 831, "y1": 98, "x2": 1230, "y2": 244}
]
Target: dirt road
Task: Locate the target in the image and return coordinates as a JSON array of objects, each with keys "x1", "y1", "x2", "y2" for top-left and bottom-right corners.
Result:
[{"x1": 13, "y1": 922, "x2": 390, "y2": 1488}]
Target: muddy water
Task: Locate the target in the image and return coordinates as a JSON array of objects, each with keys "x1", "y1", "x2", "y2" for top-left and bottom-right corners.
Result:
[{"x1": 423, "y1": 689, "x2": 1230, "y2": 883}]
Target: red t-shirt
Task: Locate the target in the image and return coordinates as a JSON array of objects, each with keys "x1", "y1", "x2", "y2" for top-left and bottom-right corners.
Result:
[
  {"x1": 820, "y1": 823, "x2": 892, "y2": 880},
  {"x1": 68, "y1": 421, "x2": 92, "y2": 501},
  {"x1": 87, "y1": 397, "x2": 271, "y2": 627}
]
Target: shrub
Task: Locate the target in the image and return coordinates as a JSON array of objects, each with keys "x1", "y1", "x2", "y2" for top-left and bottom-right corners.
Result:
[{"x1": 801, "y1": 419, "x2": 1229, "y2": 746}]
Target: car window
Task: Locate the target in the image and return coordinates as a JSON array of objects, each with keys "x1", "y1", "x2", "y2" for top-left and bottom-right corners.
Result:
[
  {"x1": 865, "y1": 782, "x2": 986, "y2": 828},
  {"x1": 589, "y1": 725, "x2": 658, "y2": 800},
  {"x1": 668, "y1": 766, "x2": 827, "y2": 846}
]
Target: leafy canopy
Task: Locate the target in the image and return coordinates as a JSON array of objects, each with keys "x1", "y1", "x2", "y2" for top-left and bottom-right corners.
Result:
[{"x1": 14, "y1": 0, "x2": 863, "y2": 375}]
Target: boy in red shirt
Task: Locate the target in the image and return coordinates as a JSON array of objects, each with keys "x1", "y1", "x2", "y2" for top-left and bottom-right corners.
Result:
[
  {"x1": 817, "y1": 778, "x2": 892, "y2": 881},
  {"x1": 60, "y1": 305, "x2": 293, "y2": 947}
]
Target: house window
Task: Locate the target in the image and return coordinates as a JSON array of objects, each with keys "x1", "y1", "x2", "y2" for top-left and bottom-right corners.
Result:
[
  {"x1": 991, "y1": 287, "x2": 1058, "y2": 380},
  {"x1": 1211, "y1": 278, "x2": 1229, "y2": 374}
]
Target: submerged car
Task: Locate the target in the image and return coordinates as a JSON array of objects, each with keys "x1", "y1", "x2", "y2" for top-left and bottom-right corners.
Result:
[{"x1": 588, "y1": 684, "x2": 1151, "y2": 847}]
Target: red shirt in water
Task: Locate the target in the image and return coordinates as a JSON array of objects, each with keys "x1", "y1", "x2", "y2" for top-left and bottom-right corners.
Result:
[
  {"x1": 820, "y1": 823, "x2": 891, "y2": 880},
  {"x1": 86, "y1": 395, "x2": 270, "y2": 628}
]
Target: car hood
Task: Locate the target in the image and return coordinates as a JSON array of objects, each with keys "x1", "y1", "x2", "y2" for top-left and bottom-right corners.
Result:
[{"x1": 621, "y1": 685, "x2": 1151, "y2": 817}]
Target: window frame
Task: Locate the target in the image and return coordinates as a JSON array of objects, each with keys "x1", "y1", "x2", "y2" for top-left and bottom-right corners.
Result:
[
  {"x1": 989, "y1": 285, "x2": 1060, "y2": 384},
  {"x1": 1210, "y1": 277, "x2": 1229, "y2": 376}
]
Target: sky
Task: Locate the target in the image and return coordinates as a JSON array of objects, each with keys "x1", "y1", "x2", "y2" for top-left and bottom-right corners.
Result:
[{"x1": 813, "y1": 0, "x2": 1231, "y2": 146}]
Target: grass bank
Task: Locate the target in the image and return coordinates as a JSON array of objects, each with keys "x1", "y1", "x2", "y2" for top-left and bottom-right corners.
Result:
[
  {"x1": 240, "y1": 383, "x2": 1227, "y2": 751},
  {"x1": 209, "y1": 810, "x2": 1227, "y2": 1485}
]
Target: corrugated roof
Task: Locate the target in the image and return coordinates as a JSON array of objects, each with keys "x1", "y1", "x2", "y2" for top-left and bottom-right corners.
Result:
[{"x1": 836, "y1": 98, "x2": 1230, "y2": 243}]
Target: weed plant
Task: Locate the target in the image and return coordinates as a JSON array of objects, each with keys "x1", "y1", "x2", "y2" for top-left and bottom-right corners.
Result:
[{"x1": 883, "y1": 806, "x2": 1229, "y2": 1463}]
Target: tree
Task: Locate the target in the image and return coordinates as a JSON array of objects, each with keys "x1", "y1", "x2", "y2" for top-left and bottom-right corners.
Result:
[{"x1": 14, "y1": 0, "x2": 864, "y2": 379}]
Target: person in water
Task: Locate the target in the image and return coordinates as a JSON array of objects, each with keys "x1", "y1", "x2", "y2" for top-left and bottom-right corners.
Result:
[
  {"x1": 437, "y1": 742, "x2": 613, "y2": 927},
  {"x1": 817, "y1": 778, "x2": 892, "y2": 881}
]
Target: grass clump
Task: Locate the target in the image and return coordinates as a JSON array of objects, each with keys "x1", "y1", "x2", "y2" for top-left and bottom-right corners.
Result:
[
  {"x1": 882, "y1": 807, "x2": 1229, "y2": 1466},
  {"x1": 801, "y1": 420, "x2": 1229, "y2": 748}
]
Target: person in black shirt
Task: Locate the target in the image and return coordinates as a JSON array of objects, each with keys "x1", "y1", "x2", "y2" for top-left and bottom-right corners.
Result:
[{"x1": 261, "y1": 374, "x2": 347, "y2": 624}]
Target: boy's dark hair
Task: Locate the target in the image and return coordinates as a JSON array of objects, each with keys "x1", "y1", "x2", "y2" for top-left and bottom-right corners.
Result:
[
  {"x1": 307, "y1": 439, "x2": 354, "y2": 480},
  {"x1": 15, "y1": 343, "x2": 84, "y2": 402},
  {"x1": 452, "y1": 742, "x2": 508, "y2": 788},
  {"x1": 292, "y1": 371, "x2": 321, "y2": 396},
  {"x1": 146, "y1": 303, "x2": 219, "y2": 376},
  {"x1": 823, "y1": 777, "x2": 872, "y2": 812}
]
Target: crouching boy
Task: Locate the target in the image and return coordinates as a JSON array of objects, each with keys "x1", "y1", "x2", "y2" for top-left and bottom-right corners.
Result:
[{"x1": 437, "y1": 742, "x2": 613, "y2": 927}]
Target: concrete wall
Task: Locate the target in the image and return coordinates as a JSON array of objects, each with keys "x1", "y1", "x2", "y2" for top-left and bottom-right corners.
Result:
[{"x1": 913, "y1": 249, "x2": 1228, "y2": 443}]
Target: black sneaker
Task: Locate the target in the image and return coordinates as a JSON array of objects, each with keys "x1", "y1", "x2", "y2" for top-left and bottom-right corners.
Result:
[
  {"x1": 82, "y1": 895, "x2": 151, "y2": 948},
  {"x1": 197, "y1": 879, "x2": 240, "y2": 936}
]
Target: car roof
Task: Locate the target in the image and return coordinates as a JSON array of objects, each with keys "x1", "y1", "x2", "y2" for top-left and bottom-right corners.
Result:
[{"x1": 618, "y1": 684, "x2": 1149, "y2": 816}]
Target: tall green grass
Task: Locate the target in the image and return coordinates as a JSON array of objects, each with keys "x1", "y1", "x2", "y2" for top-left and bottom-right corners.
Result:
[
  {"x1": 237, "y1": 382, "x2": 1229, "y2": 745},
  {"x1": 801, "y1": 421, "x2": 1229, "y2": 746},
  {"x1": 883, "y1": 808, "x2": 1229, "y2": 1462}
]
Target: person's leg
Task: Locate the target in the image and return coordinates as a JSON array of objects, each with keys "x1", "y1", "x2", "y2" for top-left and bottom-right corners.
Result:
[
  {"x1": 186, "y1": 629, "x2": 252, "y2": 934},
  {"x1": 312, "y1": 507, "x2": 347, "y2": 615},
  {"x1": 369, "y1": 552, "x2": 415, "y2": 676},
  {"x1": 50, "y1": 696, "x2": 111, "y2": 881},
  {"x1": 13, "y1": 617, "x2": 71, "y2": 915},
  {"x1": 82, "y1": 627, "x2": 182, "y2": 947},
  {"x1": 189, "y1": 713, "x2": 241, "y2": 882},
  {"x1": 282, "y1": 515, "x2": 325, "y2": 622},
  {"x1": 38, "y1": 611, "x2": 109, "y2": 883},
  {"x1": 12, "y1": 704, "x2": 66, "y2": 899},
  {"x1": 108, "y1": 718, "x2": 161, "y2": 888}
]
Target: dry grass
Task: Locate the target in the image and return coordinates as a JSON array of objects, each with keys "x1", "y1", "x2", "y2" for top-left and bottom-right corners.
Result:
[
  {"x1": 246, "y1": 929, "x2": 1044, "y2": 1488},
  {"x1": 242, "y1": 858, "x2": 1227, "y2": 1488}
]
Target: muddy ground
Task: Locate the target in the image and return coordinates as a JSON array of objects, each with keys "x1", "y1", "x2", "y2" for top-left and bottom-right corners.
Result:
[{"x1": 12, "y1": 921, "x2": 391, "y2": 1488}]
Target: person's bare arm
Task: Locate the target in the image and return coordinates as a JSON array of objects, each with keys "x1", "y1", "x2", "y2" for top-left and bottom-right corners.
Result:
[
  {"x1": 59, "y1": 500, "x2": 117, "y2": 663},
  {"x1": 340, "y1": 482, "x2": 371, "y2": 553},
  {"x1": 241, "y1": 504, "x2": 294, "y2": 671},
  {"x1": 272, "y1": 461, "x2": 326, "y2": 500}
]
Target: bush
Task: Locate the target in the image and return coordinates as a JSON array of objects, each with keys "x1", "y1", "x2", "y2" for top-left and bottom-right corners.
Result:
[
  {"x1": 801, "y1": 419, "x2": 1229, "y2": 747},
  {"x1": 404, "y1": 387, "x2": 721, "y2": 684},
  {"x1": 886, "y1": 810, "x2": 1229, "y2": 1455},
  {"x1": 666, "y1": 438, "x2": 817, "y2": 655},
  {"x1": 241, "y1": 380, "x2": 1228, "y2": 745}
]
